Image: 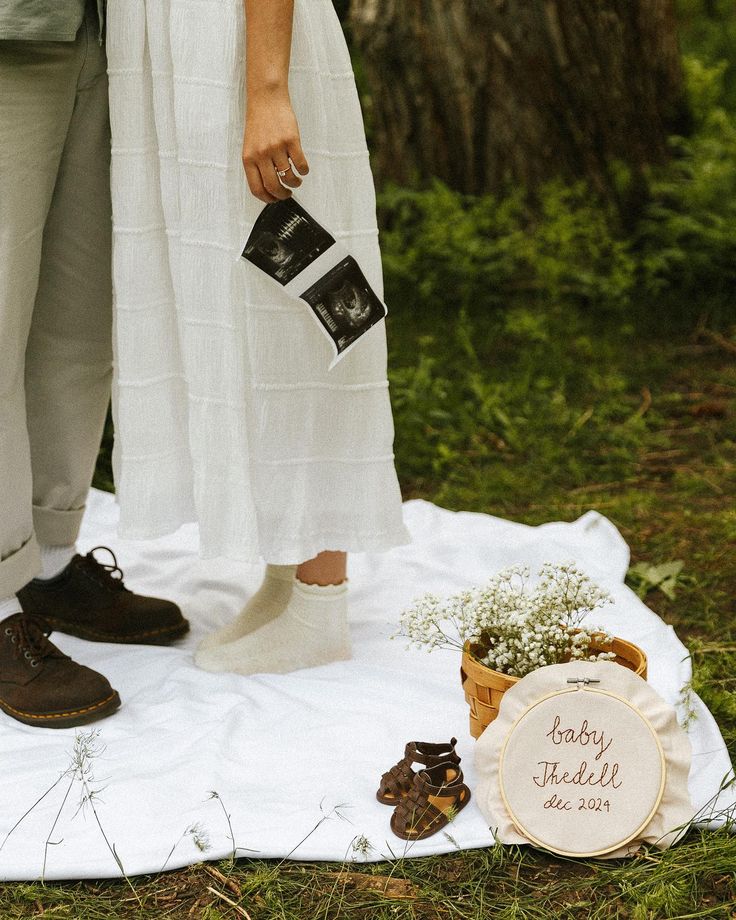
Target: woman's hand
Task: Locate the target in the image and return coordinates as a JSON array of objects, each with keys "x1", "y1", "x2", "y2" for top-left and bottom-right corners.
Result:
[{"x1": 243, "y1": 89, "x2": 310, "y2": 203}]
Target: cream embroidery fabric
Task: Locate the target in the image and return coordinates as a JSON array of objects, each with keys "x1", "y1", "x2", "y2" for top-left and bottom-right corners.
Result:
[
  {"x1": 474, "y1": 660, "x2": 694, "y2": 858},
  {"x1": 107, "y1": 0, "x2": 410, "y2": 562}
]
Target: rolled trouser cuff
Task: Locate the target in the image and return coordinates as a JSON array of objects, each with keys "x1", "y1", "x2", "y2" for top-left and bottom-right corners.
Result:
[
  {"x1": 32, "y1": 504, "x2": 85, "y2": 547},
  {"x1": 0, "y1": 534, "x2": 41, "y2": 597}
]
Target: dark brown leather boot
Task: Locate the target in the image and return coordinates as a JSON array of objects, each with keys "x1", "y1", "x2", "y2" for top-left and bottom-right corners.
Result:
[
  {"x1": 0, "y1": 613, "x2": 120, "y2": 728},
  {"x1": 17, "y1": 546, "x2": 189, "y2": 645}
]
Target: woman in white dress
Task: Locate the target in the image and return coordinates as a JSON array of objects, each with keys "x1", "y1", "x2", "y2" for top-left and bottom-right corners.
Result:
[{"x1": 107, "y1": 0, "x2": 410, "y2": 674}]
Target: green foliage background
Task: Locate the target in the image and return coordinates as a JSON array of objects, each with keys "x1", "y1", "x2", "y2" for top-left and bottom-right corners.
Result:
[{"x1": 372, "y1": 5, "x2": 736, "y2": 513}]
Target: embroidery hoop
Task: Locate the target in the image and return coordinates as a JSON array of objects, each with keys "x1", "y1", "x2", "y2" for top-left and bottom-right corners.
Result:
[
  {"x1": 498, "y1": 685, "x2": 667, "y2": 857},
  {"x1": 474, "y1": 660, "x2": 694, "y2": 859}
]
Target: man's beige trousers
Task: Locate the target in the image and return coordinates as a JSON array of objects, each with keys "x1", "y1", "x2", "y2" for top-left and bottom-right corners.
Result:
[{"x1": 0, "y1": 5, "x2": 112, "y2": 597}]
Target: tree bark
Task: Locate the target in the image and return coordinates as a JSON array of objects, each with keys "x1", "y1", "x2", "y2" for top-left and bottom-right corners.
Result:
[{"x1": 348, "y1": 0, "x2": 689, "y2": 197}]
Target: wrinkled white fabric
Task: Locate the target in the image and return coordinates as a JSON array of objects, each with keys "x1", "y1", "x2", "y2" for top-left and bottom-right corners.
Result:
[
  {"x1": 107, "y1": 0, "x2": 409, "y2": 562},
  {"x1": 0, "y1": 491, "x2": 732, "y2": 881}
]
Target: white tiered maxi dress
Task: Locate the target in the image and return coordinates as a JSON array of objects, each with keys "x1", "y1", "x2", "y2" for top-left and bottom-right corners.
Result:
[{"x1": 107, "y1": 0, "x2": 410, "y2": 563}]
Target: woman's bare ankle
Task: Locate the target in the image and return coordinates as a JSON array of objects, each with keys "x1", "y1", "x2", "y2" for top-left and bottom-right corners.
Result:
[{"x1": 296, "y1": 550, "x2": 347, "y2": 586}]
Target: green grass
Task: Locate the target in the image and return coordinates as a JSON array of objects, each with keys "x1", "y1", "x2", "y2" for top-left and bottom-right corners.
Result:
[
  {"x1": 13, "y1": 298, "x2": 736, "y2": 919},
  {"x1": 1, "y1": 832, "x2": 734, "y2": 919}
]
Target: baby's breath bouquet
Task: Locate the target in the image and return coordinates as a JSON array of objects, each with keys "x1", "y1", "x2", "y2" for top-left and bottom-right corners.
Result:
[{"x1": 398, "y1": 562, "x2": 616, "y2": 678}]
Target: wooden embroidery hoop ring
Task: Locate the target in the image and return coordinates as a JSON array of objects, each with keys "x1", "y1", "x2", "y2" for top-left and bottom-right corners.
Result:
[{"x1": 498, "y1": 685, "x2": 667, "y2": 858}]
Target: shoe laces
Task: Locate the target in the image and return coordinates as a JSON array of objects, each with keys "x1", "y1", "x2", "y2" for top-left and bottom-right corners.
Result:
[
  {"x1": 3, "y1": 616, "x2": 55, "y2": 667},
  {"x1": 81, "y1": 546, "x2": 129, "y2": 592}
]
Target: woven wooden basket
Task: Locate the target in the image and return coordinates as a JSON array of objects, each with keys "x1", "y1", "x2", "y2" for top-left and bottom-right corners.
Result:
[{"x1": 460, "y1": 636, "x2": 648, "y2": 739}]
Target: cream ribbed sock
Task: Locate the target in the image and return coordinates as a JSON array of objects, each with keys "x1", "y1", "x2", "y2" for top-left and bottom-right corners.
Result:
[
  {"x1": 0, "y1": 595, "x2": 22, "y2": 622},
  {"x1": 38, "y1": 544, "x2": 76, "y2": 581},
  {"x1": 197, "y1": 564, "x2": 297, "y2": 652},
  {"x1": 194, "y1": 578, "x2": 351, "y2": 675}
]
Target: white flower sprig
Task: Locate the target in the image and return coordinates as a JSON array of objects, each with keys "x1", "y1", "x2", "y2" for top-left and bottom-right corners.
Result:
[{"x1": 396, "y1": 562, "x2": 616, "y2": 678}]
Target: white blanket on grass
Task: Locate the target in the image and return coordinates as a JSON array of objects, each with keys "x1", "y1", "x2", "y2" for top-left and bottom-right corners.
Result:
[{"x1": 0, "y1": 490, "x2": 733, "y2": 881}]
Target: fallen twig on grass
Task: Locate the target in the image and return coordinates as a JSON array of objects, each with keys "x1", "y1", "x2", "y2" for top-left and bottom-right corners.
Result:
[
  {"x1": 206, "y1": 885, "x2": 252, "y2": 918},
  {"x1": 333, "y1": 871, "x2": 418, "y2": 899},
  {"x1": 692, "y1": 645, "x2": 736, "y2": 655},
  {"x1": 204, "y1": 863, "x2": 242, "y2": 896},
  {"x1": 634, "y1": 386, "x2": 652, "y2": 419},
  {"x1": 187, "y1": 893, "x2": 208, "y2": 917},
  {"x1": 698, "y1": 328, "x2": 736, "y2": 356}
]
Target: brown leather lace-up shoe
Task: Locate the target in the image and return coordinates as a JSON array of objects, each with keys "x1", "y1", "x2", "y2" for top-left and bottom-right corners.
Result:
[
  {"x1": 0, "y1": 613, "x2": 120, "y2": 728},
  {"x1": 17, "y1": 546, "x2": 189, "y2": 645}
]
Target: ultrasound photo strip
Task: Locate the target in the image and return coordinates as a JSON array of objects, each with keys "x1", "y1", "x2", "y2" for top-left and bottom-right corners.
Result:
[
  {"x1": 242, "y1": 198, "x2": 336, "y2": 286},
  {"x1": 241, "y1": 197, "x2": 388, "y2": 369},
  {"x1": 300, "y1": 255, "x2": 387, "y2": 365}
]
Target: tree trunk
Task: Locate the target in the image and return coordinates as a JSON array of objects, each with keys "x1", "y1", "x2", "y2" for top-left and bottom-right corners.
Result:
[{"x1": 348, "y1": 0, "x2": 689, "y2": 197}]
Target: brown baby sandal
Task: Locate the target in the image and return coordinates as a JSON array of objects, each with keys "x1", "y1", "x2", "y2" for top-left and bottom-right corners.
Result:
[
  {"x1": 17, "y1": 546, "x2": 189, "y2": 645},
  {"x1": 390, "y1": 761, "x2": 471, "y2": 841},
  {"x1": 377, "y1": 737, "x2": 460, "y2": 805}
]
